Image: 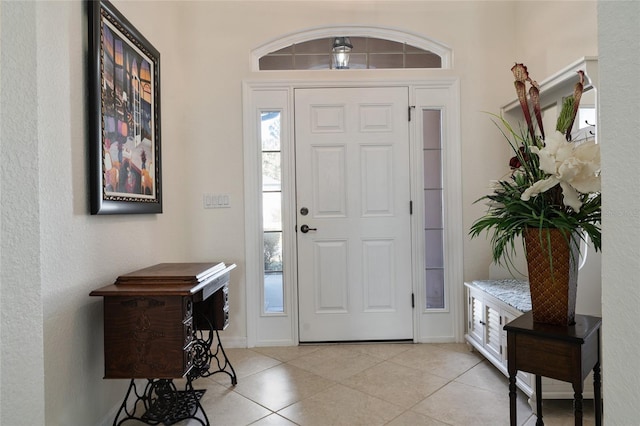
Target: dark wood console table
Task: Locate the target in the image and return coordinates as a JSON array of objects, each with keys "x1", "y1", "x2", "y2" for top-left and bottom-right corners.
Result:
[
  {"x1": 504, "y1": 311, "x2": 602, "y2": 426},
  {"x1": 91, "y1": 262, "x2": 237, "y2": 426}
]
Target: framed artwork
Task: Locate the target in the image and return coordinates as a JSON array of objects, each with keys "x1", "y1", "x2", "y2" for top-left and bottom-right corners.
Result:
[{"x1": 88, "y1": 0, "x2": 162, "y2": 214}]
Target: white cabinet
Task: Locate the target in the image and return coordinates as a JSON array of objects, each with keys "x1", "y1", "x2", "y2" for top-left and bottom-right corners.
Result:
[
  {"x1": 465, "y1": 281, "x2": 595, "y2": 401},
  {"x1": 465, "y1": 282, "x2": 534, "y2": 396}
]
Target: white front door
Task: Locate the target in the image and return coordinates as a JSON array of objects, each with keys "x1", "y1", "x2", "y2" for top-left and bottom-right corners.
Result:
[{"x1": 295, "y1": 87, "x2": 413, "y2": 342}]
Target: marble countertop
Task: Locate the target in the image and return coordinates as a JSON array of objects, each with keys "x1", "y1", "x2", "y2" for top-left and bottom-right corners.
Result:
[{"x1": 470, "y1": 279, "x2": 531, "y2": 312}]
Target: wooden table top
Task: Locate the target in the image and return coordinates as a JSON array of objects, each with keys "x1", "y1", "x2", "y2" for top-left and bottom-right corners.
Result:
[
  {"x1": 504, "y1": 311, "x2": 602, "y2": 344},
  {"x1": 90, "y1": 262, "x2": 236, "y2": 297}
]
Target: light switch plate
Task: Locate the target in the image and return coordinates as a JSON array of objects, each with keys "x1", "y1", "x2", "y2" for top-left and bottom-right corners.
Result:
[{"x1": 203, "y1": 193, "x2": 231, "y2": 209}]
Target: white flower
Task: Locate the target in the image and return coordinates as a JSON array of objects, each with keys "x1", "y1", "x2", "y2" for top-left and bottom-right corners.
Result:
[{"x1": 521, "y1": 131, "x2": 600, "y2": 212}]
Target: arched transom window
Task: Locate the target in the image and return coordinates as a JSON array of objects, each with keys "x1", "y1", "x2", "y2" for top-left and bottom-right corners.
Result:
[
  {"x1": 252, "y1": 26, "x2": 452, "y2": 71},
  {"x1": 260, "y1": 36, "x2": 442, "y2": 70}
]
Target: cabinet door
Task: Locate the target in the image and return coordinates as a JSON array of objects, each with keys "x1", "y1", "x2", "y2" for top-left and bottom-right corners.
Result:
[
  {"x1": 468, "y1": 289, "x2": 484, "y2": 344},
  {"x1": 483, "y1": 299, "x2": 502, "y2": 360}
]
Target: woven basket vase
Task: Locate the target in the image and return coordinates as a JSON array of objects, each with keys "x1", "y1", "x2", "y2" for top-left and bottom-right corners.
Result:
[{"x1": 523, "y1": 227, "x2": 580, "y2": 326}]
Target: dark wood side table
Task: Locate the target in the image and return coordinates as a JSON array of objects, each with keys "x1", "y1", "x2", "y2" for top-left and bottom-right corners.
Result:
[
  {"x1": 90, "y1": 262, "x2": 237, "y2": 426},
  {"x1": 504, "y1": 311, "x2": 602, "y2": 426}
]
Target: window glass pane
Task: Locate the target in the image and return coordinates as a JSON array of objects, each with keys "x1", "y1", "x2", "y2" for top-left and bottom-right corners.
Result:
[
  {"x1": 423, "y1": 110, "x2": 442, "y2": 149},
  {"x1": 424, "y1": 189, "x2": 443, "y2": 229},
  {"x1": 270, "y1": 45, "x2": 294, "y2": 54},
  {"x1": 264, "y1": 231, "x2": 284, "y2": 314},
  {"x1": 406, "y1": 53, "x2": 442, "y2": 69},
  {"x1": 259, "y1": 56, "x2": 293, "y2": 71},
  {"x1": 263, "y1": 192, "x2": 282, "y2": 231},
  {"x1": 261, "y1": 112, "x2": 281, "y2": 150},
  {"x1": 367, "y1": 38, "x2": 403, "y2": 52},
  {"x1": 264, "y1": 271, "x2": 284, "y2": 313},
  {"x1": 294, "y1": 54, "x2": 330, "y2": 70},
  {"x1": 347, "y1": 37, "x2": 366, "y2": 53},
  {"x1": 264, "y1": 232, "x2": 282, "y2": 272},
  {"x1": 369, "y1": 53, "x2": 403, "y2": 69},
  {"x1": 425, "y1": 229, "x2": 444, "y2": 268},
  {"x1": 406, "y1": 44, "x2": 432, "y2": 53},
  {"x1": 425, "y1": 269, "x2": 445, "y2": 309},
  {"x1": 262, "y1": 153, "x2": 281, "y2": 192},
  {"x1": 423, "y1": 150, "x2": 442, "y2": 189},
  {"x1": 295, "y1": 38, "x2": 331, "y2": 54}
]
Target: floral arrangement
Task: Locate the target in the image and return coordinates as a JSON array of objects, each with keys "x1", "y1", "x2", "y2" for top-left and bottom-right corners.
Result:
[{"x1": 470, "y1": 63, "x2": 601, "y2": 266}]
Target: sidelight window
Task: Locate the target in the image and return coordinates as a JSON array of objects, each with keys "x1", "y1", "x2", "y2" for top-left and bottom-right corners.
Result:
[
  {"x1": 261, "y1": 111, "x2": 284, "y2": 313},
  {"x1": 423, "y1": 110, "x2": 445, "y2": 309}
]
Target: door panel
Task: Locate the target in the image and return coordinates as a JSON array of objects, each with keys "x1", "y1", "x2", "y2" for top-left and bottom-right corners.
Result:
[
  {"x1": 295, "y1": 87, "x2": 412, "y2": 341},
  {"x1": 314, "y1": 240, "x2": 348, "y2": 312},
  {"x1": 362, "y1": 239, "x2": 395, "y2": 310},
  {"x1": 312, "y1": 146, "x2": 346, "y2": 216}
]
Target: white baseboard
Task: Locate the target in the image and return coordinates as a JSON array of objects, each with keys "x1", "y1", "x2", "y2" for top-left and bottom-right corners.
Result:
[
  {"x1": 219, "y1": 335, "x2": 248, "y2": 348},
  {"x1": 253, "y1": 339, "x2": 297, "y2": 347},
  {"x1": 416, "y1": 336, "x2": 457, "y2": 344}
]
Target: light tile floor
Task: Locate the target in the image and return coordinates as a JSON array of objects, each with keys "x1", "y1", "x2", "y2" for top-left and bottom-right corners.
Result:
[{"x1": 171, "y1": 343, "x2": 595, "y2": 426}]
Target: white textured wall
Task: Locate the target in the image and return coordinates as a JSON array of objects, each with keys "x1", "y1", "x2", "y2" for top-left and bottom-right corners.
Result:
[
  {"x1": 0, "y1": 0, "x2": 2, "y2": 420},
  {"x1": 514, "y1": 1, "x2": 597, "y2": 78},
  {"x1": 0, "y1": 1, "x2": 191, "y2": 424},
  {"x1": 0, "y1": 1, "x2": 602, "y2": 424},
  {"x1": 0, "y1": 2, "x2": 46, "y2": 424},
  {"x1": 599, "y1": 1, "x2": 640, "y2": 422}
]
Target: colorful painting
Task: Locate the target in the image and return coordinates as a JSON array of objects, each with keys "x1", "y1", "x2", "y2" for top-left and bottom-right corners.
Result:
[{"x1": 89, "y1": 0, "x2": 162, "y2": 214}]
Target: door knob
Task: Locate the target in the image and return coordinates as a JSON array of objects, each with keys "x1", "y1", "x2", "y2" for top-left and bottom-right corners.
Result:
[{"x1": 300, "y1": 224, "x2": 317, "y2": 233}]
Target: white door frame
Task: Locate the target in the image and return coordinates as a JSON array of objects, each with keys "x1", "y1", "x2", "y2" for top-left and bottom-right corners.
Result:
[{"x1": 243, "y1": 78, "x2": 463, "y2": 347}]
